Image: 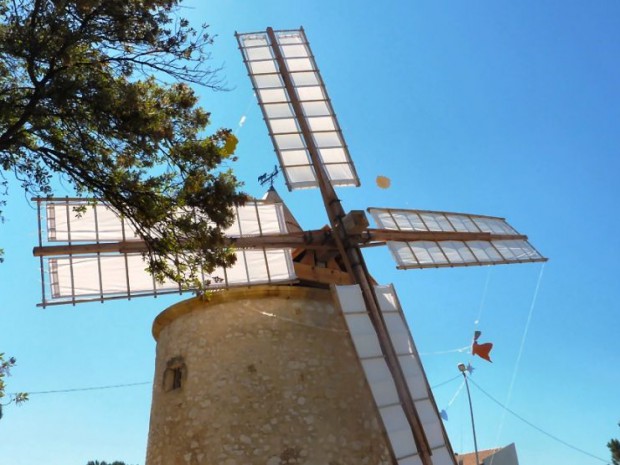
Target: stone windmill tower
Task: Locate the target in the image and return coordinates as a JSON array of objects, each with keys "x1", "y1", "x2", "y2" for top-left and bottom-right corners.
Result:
[{"x1": 32, "y1": 27, "x2": 546, "y2": 465}]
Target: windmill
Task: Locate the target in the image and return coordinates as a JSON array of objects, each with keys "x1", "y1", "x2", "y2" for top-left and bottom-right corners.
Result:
[{"x1": 32, "y1": 27, "x2": 546, "y2": 465}]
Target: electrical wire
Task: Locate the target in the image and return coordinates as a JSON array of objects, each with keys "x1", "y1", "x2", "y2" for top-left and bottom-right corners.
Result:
[
  {"x1": 420, "y1": 345, "x2": 470, "y2": 356},
  {"x1": 431, "y1": 374, "x2": 461, "y2": 389},
  {"x1": 17, "y1": 374, "x2": 459, "y2": 399},
  {"x1": 250, "y1": 307, "x2": 348, "y2": 333},
  {"x1": 421, "y1": 268, "x2": 492, "y2": 358},
  {"x1": 15, "y1": 367, "x2": 461, "y2": 398},
  {"x1": 447, "y1": 380, "x2": 466, "y2": 408},
  {"x1": 13, "y1": 366, "x2": 609, "y2": 464},
  {"x1": 11, "y1": 381, "x2": 151, "y2": 396},
  {"x1": 468, "y1": 377, "x2": 609, "y2": 463},
  {"x1": 474, "y1": 266, "x2": 492, "y2": 326},
  {"x1": 490, "y1": 263, "x2": 545, "y2": 457}
]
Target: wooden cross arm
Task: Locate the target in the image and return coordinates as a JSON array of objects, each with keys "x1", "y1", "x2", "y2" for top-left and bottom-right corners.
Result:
[
  {"x1": 363, "y1": 228, "x2": 529, "y2": 244},
  {"x1": 32, "y1": 229, "x2": 339, "y2": 258},
  {"x1": 32, "y1": 228, "x2": 530, "y2": 258}
]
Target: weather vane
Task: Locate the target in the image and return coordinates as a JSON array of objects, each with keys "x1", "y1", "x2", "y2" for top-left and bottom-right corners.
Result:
[{"x1": 257, "y1": 165, "x2": 279, "y2": 188}]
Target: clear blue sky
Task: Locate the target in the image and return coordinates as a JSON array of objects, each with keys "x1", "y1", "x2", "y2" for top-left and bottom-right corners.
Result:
[{"x1": 1, "y1": 1, "x2": 618, "y2": 464}]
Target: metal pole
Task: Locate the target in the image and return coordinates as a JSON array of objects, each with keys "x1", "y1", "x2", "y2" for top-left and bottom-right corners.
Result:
[{"x1": 459, "y1": 363, "x2": 480, "y2": 465}]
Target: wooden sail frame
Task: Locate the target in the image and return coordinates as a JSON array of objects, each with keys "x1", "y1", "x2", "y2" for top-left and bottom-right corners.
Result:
[
  {"x1": 236, "y1": 28, "x2": 360, "y2": 190},
  {"x1": 33, "y1": 197, "x2": 298, "y2": 307}
]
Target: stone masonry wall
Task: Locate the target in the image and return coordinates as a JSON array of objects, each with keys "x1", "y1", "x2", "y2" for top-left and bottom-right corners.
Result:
[{"x1": 145, "y1": 286, "x2": 391, "y2": 465}]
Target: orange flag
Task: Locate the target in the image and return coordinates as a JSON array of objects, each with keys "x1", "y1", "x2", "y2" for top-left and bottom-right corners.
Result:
[{"x1": 472, "y1": 330, "x2": 493, "y2": 362}]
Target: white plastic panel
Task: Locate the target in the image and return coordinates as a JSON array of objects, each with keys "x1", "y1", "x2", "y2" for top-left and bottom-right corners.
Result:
[
  {"x1": 38, "y1": 198, "x2": 295, "y2": 305},
  {"x1": 45, "y1": 248, "x2": 295, "y2": 305},
  {"x1": 399, "y1": 457, "x2": 423, "y2": 465},
  {"x1": 49, "y1": 254, "x2": 173, "y2": 299},
  {"x1": 45, "y1": 200, "x2": 287, "y2": 243},
  {"x1": 46, "y1": 202, "x2": 140, "y2": 242},
  {"x1": 415, "y1": 399, "x2": 445, "y2": 449},
  {"x1": 385, "y1": 239, "x2": 544, "y2": 269},
  {"x1": 335, "y1": 284, "x2": 367, "y2": 313},
  {"x1": 380, "y1": 405, "x2": 418, "y2": 459},
  {"x1": 371, "y1": 207, "x2": 520, "y2": 235},
  {"x1": 398, "y1": 355, "x2": 427, "y2": 401},
  {"x1": 333, "y1": 284, "x2": 456, "y2": 465},
  {"x1": 361, "y1": 358, "x2": 400, "y2": 406},
  {"x1": 344, "y1": 313, "x2": 383, "y2": 358},
  {"x1": 376, "y1": 284, "x2": 455, "y2": 465},
  {"x1": 430, "y1": 447, "x2": 456, "y2": 465},
  {"x1": 368, "y1": 207, "x2": 546, "y2": 269},
  {"x1": 237, "y1": 29, "x2": 359, "y2": 190}
]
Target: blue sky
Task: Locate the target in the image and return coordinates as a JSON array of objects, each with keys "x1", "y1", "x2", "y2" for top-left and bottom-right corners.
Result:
[{"x1": 1, "y1": 1, "x2": 619, "y2": 464}]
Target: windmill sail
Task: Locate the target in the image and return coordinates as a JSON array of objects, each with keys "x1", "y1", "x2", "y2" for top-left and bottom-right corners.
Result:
[
  {"x1": 35, "y1": 199, "x2": 296, "y2": 306},
  {"x1": 334, "y1": 284, "x2": 455, "y2": 465},
  {"x1": 368, "y1": 207, "x2": 546, "y2": 269},
  {"x1": 236, "y1": 28, "x2": 360, "y2": 190},
  {"x1": 45, "y1": 199, "x2": 289, "y2": 242}
]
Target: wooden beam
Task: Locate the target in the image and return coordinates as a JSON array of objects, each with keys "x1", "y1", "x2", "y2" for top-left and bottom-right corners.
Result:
[
  {"x1": 33, "y1": 241, "x2": 148, "y2": 257},
  {"x1": 293, "y1": 262, "x2": 354, "y2": 286},
  {"x1": 32, "y1": 230, "x2": 340, "y2": 258},
  {"x1": 366, "y1": 229, "x2": 528, "y2": 243}
]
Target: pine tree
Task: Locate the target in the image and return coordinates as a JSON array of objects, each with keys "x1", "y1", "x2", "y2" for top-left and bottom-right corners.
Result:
[
  {"x1": 0, "y1": 353, "x2": 28, "y2": 420},
  {"x1": 0, "y1": 0, "x2": 247, "y2": 287},
  {"x1": 609, "y1": 423, "x2": 620, "y2": 465}
]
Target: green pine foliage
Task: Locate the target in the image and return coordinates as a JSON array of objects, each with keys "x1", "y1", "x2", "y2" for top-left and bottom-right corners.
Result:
[
  {"x1": 0, "y1": 0, "x2": 247, "y2": 288},
  {"x1": 609, "y1": 424, "x2": 620, "y2": 465},
  {"x1": 0, "y1": 353, "x2": 28, "y2": 419}
]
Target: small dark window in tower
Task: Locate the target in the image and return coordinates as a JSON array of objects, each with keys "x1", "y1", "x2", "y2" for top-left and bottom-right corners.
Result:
[
  {"x1": 163, "y1": 356, "x2": 186, "y2": 392},
  {"x1": 171, "y1": 366, "x2": 183, "y2": 390}
]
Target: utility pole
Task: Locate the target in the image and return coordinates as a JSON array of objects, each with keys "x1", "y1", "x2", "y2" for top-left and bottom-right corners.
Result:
[{"x1": 459, "y1": 362, "x2": 480, "y2": 465}]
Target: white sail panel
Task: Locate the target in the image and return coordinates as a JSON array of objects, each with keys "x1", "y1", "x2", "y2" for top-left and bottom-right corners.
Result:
[
  {"x1": 334, "y1": 284, "x2": 456, "y2": 465},
  {"x1": 237, "y1": 29, "x2": 359, "y2": 190},
  {"x1": 334, "y1": 285, "x2": 457, "y2": 465},
  {"x1": 368, "y1": 207, "x2": 546, "y2": 269},
  {"x1": 415, "y1": 399, "x2": 445, "y2": 449},
  {"x1": 44, "y1": 200, "x2": 288, "y2": 243},
  {"x1": 381, "y1": 404, "x2": 418, "y2": 459},
  {"x1": 343, "y1": 313, "x2": 383, "y2": 358},
  {"x1": 386, "y1": 239, "x2": 543, "y2": 269},
  {"x1": 429, "y1": 448, "x2": 456, "y2": 465},
  {"x1": 45, "y1": 248, "x2": 296, "y2": 305},
  {"x1": 399, "y1": 457, "x2": 423, "y2": 465},
  {"x1": 374, "y1": 284, "x2": 456, "y2": 464},
  {"x1": 370, "y1": 207, "x2": 516, "y2": 234},
  {"x1": 47, "y1": 202, "x2": 140, "y2": 242},
  {"x1": 49, "y1": 254, "x2": 175, "y2": 299},
  {"x1": 334, "y1": 285, "x2": 419, "y2": 463},
  {"x1": 361, "y1": 358, "x2": 400, "y2": 406}
]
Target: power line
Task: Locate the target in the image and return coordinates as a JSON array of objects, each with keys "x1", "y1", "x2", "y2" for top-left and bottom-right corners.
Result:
[
  {"x1": 15, "y1": 371, "x2": 464, "y2": 396},
  {"x1": 432, "y1": 374, "x2": 461, "y2": 389},
  {"x1": 468, "y1": 377, "x2": 609, "y2": 463},
  {"x1": 490, "y1": 263, "x2": 545, "y2": 458},
  {"x1": 420, "y1": 345, "x2": 470, "y2": 356},
  {"x1": 12, "y1": 373, "x2": 610, "y2": 464},
  {"x1": 19, "y1": 371, "x2": 463, "y2": 397},
  {"x1": 474, "y1": 265, "x2": 492, "y2": 327},
  {"x1": 11, "y1": 381, "x2": 151, "y2": 396},
  {"x1": 21, "y1": 375, "x2": 461, "y2": 397}
]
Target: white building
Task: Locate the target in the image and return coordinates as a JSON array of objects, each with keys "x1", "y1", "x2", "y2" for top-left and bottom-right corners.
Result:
[{"x1": 456, "y1": 443, "x2": 519, "y2": 465}]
